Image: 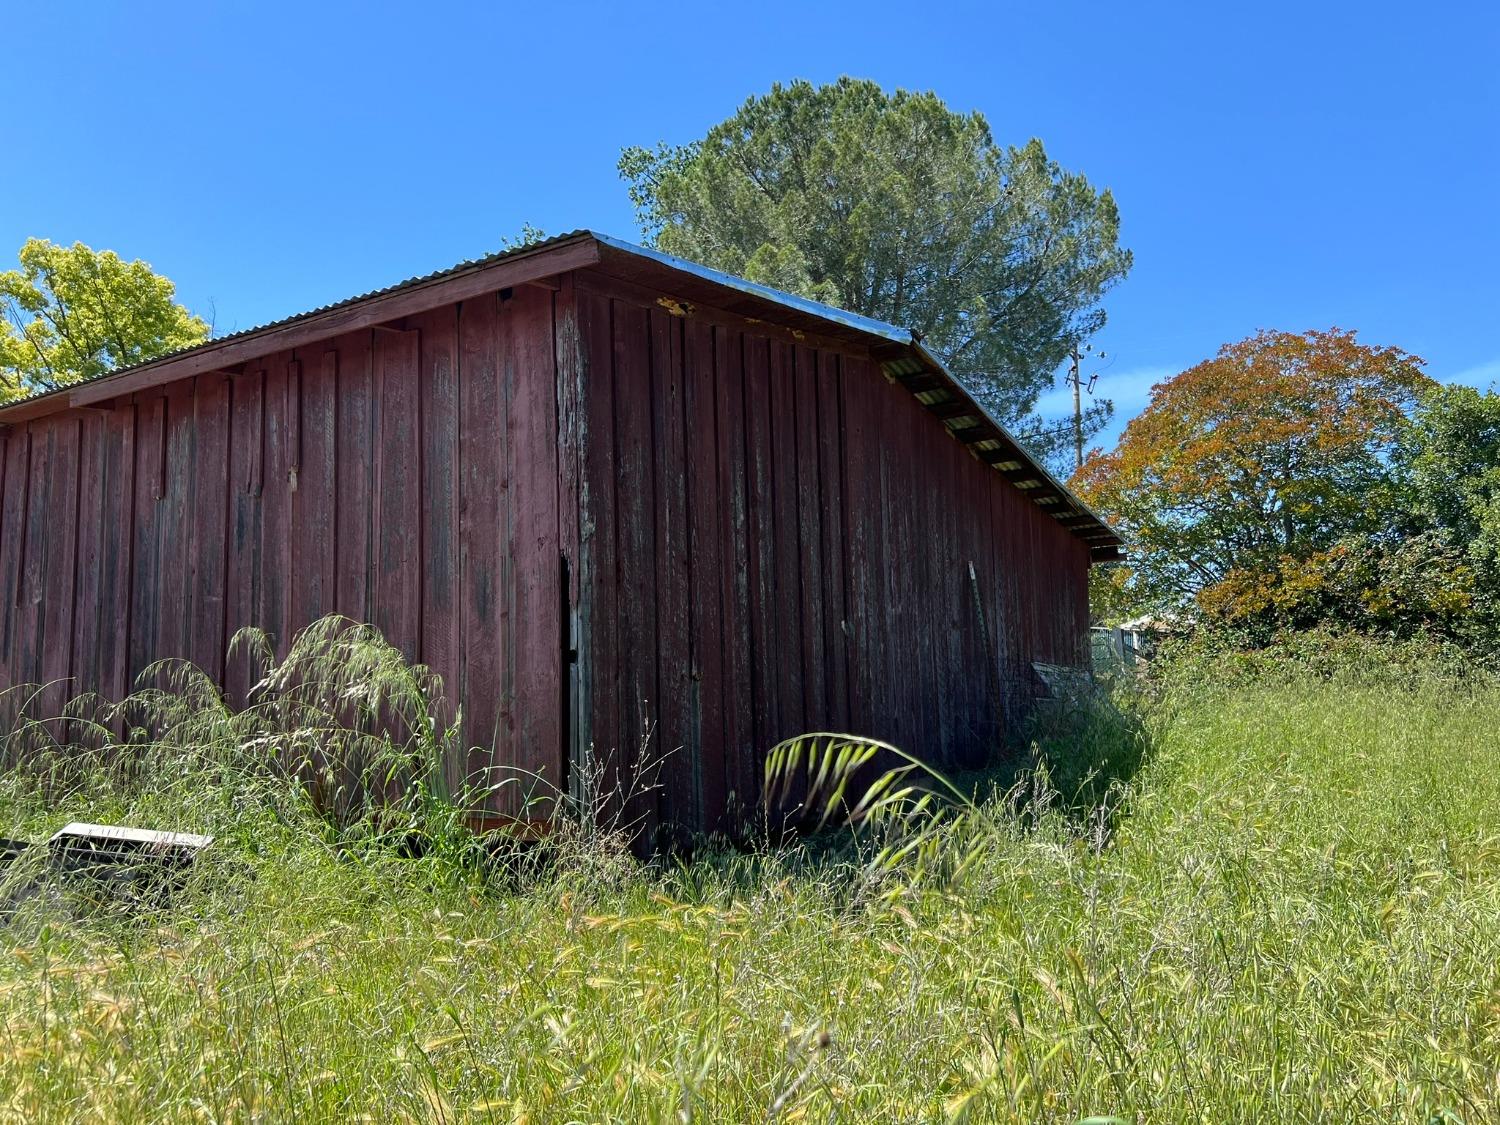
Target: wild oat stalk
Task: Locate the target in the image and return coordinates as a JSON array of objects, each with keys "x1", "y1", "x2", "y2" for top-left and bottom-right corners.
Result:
[{"x1": 763, "y1": 733, "x2": 1001, "y2": 891}]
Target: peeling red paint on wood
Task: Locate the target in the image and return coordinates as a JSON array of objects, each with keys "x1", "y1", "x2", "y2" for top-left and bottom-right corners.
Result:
[
  {"x1": 576, "y1": 288, "x2": 622, "y2": 817},
  {"x1": 1, "y1": 264, "x2": 1093, "y2": 835},
  {"x1": 713, "y1": 324, "x2": 755, "y2": 816},
  {"x1": 260, "y1": 356, "x2": 294, "y2": 659},
  {"x1": 458, "y1": 293, "x2": 503, "y2": 790},
  {"x1": 223, "y1": 371, "x2": 263, "y2": 702},
  {"x1": 504, "y1": 286, "x2": 561, "y2": 807},
  {"x1": 290, "y1": 350, "x2": 337, "y2": 633},
  {"x1": 371, "y1": 330, "x2": 420, "y2": 661},
  {"x1": 190, "y1": 373, "x2": 230, "y2": 682},
  {"x1": 612, "y1": 299, "x2": 660, "y2": 832},
  {"x1": 684, "y1": 317, "x2": 724, "y2": 825},
  {"x1": 411, "y1": 306, "x2": 461, "y2": 789},
  {"x1": 649, "y1": 306, "x2": 692, "y2": 824}
]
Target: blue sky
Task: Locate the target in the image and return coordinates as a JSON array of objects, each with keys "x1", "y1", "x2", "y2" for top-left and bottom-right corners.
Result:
[{"x1": 4, "y1": 2, "x2": 1497, "y2": 449}]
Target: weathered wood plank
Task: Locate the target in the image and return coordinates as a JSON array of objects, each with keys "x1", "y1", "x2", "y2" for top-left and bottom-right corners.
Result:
[
  {"x1": 411, "y1": 306, "x2": 461, "y2": 790},
  {"x1": 38, "y1": 420, "x2": 81, "y2": 718},
  {"x1": 98, "y1": 408, "x2": 136, "y2": 703},
  {"x1": 874, "y1": 371, "x2": 907, "y2": 747},
  {"x1": 838, "y1": 356, "x2": 876, "y2": 738},
  {"x1": 912, "y1": 385, "x2": 943, "y2": 759},
  {"x1": 0, "y1": 430, "x2": 33, "y2": 733},
  {"x1": 128, "y1": 398, "x2": 166, "y2": 691},
  {"x1": 767, "y1": 339, "x2": 805, "y2": 740},
  {"x1": 288, "y1": 350, "x2": 335, "y2": 632},
  {"x1": 155, "y1": 379, "x2": 196, "y2": 669},
  {"x1": 933, "y1": 430, "x2": 962, "y2": 767},
  {"x1": 70, "y1": 415, "x2": 105, "y2": 702},
  {"x1": 792, "y1": 345, "x2": 827, "y2": 736},
  {"x1": 577, "y1": 289, "x2": 621, "y2": 819},
  {"x1": 371, "y1": 330, "x2": 421, "y2": 659},
  {"x1": 613, "y1": 298, "x2": 660, "y2": 834},
  {"x1": 903, "y1": 384, "x2": 940, "y2": 766},
  {"x1": 683, "y1": 316, "x2": 725, "y2": 830},
  {"x1": 504, "y1": 287, "x2": 561, "y2": 811},
  {"x1": 981, "y1": 447, "x2": 1008, "y2": 743},
  {"x1": 0, "y1": 431, "x2": 19, "y2": 696},
  {"x1": 458, "y1": 295, "x2": 505, "y2": 803},
  {"x1": 815, "y1": 353, "x2": 851, "y2": 732},
  {"x1": 959, "y1": 437, "x2": 991, "y2": 766},
  {"x1": 257, "y1": 356, "x2": 295, "y2": 658},
  {"x1": 333, "y1": 334, "x2": 373, "y2": 627},
  {"x1": 741, "y1": 334, "x2": 780, "y2": 761},
  {"x1": 713, "y1": 326, "x2": 755, "y2": 821},
  {"x1": 553, "y1": 277, "x2": 589, "y2": 808},
  {"x1": 997, "y1": 464, "x2": 1024, "y2": 718},
  {"x1": 188, "y1": 374, "x2": 230, "y2": 682},
  {"x1": 648, "y1": 305, "x2": 693, "y2": 828},
  {"x1": 13, "y1": 427, "x2": 48, "y2": 692},
  {"x1": 223, "y1": 372, "x2": 264, "y2": 704}
]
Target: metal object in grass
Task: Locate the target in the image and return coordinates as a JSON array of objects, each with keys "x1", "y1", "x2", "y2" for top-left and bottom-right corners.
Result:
[
  {"x1": 47, "y1": 823, "x2": 214, "y2": 899},
  {"x1": 1, "y1": 823, "x2": 215, "y2": 916}
]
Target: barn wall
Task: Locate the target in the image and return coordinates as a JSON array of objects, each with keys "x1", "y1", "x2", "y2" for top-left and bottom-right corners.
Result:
[
  {"x1": 0, "y1": 286, "x2": 566, "y2": 815},
  {"x1": 0, "y1": 262, "x2": 1094, "y2": 836},
  {"x1": 568, "y1": 276, "x2": 1091, "y2": 836}
]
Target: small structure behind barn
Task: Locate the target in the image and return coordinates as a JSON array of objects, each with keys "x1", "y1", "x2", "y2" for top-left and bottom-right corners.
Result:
[{"x1": 0, "y1": 232, "x2": 1120, "y2": 835}]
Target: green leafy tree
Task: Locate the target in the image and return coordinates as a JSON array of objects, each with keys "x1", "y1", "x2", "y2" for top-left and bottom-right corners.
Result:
[
  {"x1": 619, "y1": 79, "x2": 1132, "y2": 451},
  {"x1": 1194, "y1": 532, "x2": 1482, "y2": 645},
  {"x1": 1074, "y1": 329, "x2": 1433, "y2": 610},
  {"x1": 1400, "y1": 383, "x2": 1500, "y2": 557},
  {"x1": 499, "y1": 223, "x2": 548, "y2": 251},
  {"x1": 1394, "y1": 383, "x2": 1500, "y2": 646},
  {"x1": 0, "y1": 238, "x2": 209, "y2": 402}
]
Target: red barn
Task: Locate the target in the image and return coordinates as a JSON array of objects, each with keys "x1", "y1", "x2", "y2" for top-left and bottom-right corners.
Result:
[{"x1": 0, "y1": 232, "x2": 1119, "y2": 833}]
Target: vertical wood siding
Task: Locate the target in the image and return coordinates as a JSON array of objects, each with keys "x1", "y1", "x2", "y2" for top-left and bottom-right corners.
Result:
[
  {"x1": 0, "y1": 289, "x2": 565, "y2": 816},
  {"x1": 571, "y1": 276, "x2": 1092, "y2": 837},
  {"x1": 1, "y1": 268, "x2": 1092, "y2": 837}
]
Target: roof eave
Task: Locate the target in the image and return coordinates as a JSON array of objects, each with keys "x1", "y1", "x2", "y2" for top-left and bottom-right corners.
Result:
[
  {"x1": 588, "y1": 238, "x2": 1120, "y2": 554},
  {"x1": 906, "y1": 341, "x2": 1121, "y2": 552}
]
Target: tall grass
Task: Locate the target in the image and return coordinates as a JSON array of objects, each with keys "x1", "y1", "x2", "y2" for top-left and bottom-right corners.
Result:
[{"x1": 1, "y1": 621, "x2": 1498, "y2": 1121}]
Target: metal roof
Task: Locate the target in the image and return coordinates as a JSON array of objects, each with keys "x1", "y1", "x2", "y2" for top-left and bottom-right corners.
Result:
[{"x1": 0, "y1": 230, "x2": 1119, "y2": 555}]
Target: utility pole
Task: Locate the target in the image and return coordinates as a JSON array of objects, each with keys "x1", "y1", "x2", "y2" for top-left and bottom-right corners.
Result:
[
  {"x1": 1066, "y1": 343, "x2": 1105, "y2": 474},
  {"x1": 1069, "y1": 347, "x2": 1084, "y2": 473}
]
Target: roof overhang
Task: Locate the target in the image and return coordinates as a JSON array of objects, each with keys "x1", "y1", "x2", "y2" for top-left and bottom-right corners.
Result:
[
  {"x1": 584, "y1": 236, "x2": 1122, "y2": 560},
  {"x1": 0, "y1": 230, "x2": 1121, "y2": 559}
]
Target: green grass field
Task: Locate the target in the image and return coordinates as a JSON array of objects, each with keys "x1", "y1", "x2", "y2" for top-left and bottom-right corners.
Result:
[{"x1": 2, "y1": 647, "x2": 1498, "y2": 1122}]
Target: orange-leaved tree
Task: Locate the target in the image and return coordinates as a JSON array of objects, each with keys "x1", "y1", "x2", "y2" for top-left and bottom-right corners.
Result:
[{"x1": 1073, "y1": 328, "x2": 1433, "y2": 611}]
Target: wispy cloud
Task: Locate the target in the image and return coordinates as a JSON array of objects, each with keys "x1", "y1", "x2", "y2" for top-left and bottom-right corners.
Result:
[
  {"x1": 1446, "y1": 358, "x2": 1500, "y2": 390},
  {"x1": 1034, "y1": 364, "x2": 1179, "y2": 447}
]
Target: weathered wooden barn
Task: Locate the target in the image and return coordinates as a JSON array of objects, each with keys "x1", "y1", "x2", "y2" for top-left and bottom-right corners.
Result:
[{"x1": 0, "y1": 232, "x2": 1120, "y2": 832}]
